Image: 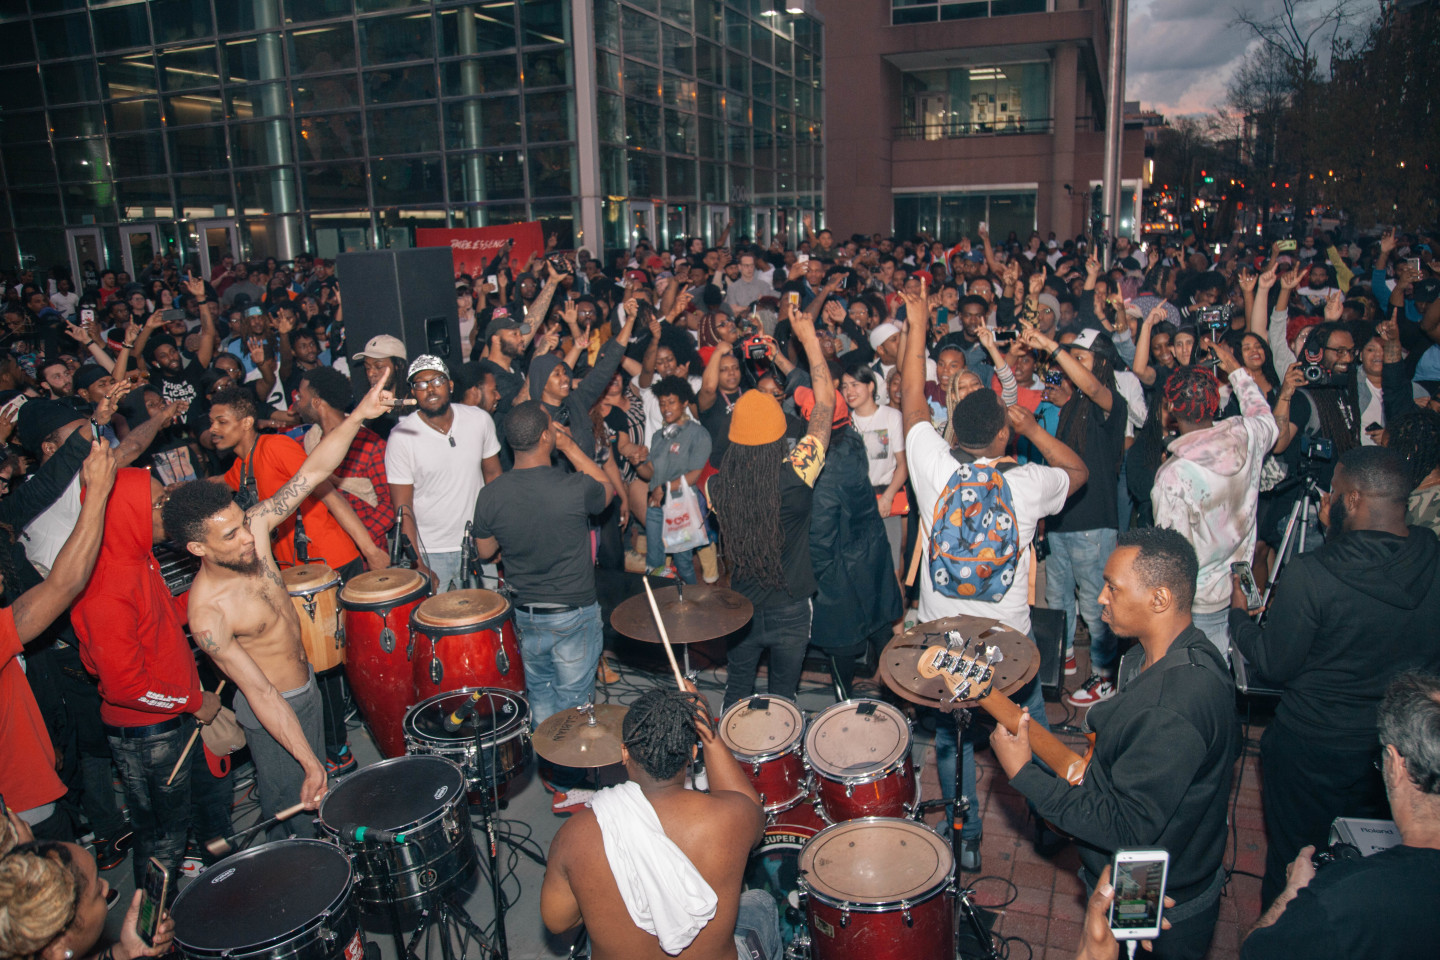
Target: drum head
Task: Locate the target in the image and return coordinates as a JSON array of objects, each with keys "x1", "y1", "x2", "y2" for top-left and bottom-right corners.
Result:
[
  {"x1": 804, "y1": 699, "x2": 910, "y2": 778},
  {"x1": 720, "y1": 696, "x2": 803, "y2": 760},
  {"x1": 283, "y1": 563, "x2": 339, "y2": 594},
  {"x1": 413, "y1": 589, "x2": 509, "y2": 627},
  {"x1": 320, "y1": 755, "x2": 464, "y2": 831},
  {"x1": 406, "y1": 688, "x2": 528, "y2": 743},
  {"x1": 174, "y1": 839, "x2": 350, "y2": 952},
  {"x1": 799, "y1": 818, "x2": 952, "y2": 906},
  {"x1": 341, "y1": 569, "x2": 427, "y2": 605}
]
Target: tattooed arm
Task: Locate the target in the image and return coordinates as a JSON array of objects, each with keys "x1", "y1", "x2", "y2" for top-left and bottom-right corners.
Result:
[
  {"x1": 247, "y1": 369, "x2": 396, "y2": 534},
  {"x1": 189, "y1": 606, "x2": 328, "y2": 809}
]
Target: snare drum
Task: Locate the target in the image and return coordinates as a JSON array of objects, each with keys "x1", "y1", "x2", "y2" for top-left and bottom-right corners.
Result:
[
  {"x1": 410, "y1": 589, "x2": 524, "y2": 700},
  {"x1": 284, "y1": 564, "x2": 345, "y2": 672},
  {"x1": 317, "y1": 755, "x2": 475, "y2": 910},
  {"x1": 805, "y1": 699, "x2": 917, "y2": 822},
  {"x1": 719, "y1": 695, "x2": 807, "y2": 813},
  {"x1": 798, "y1": 818, "x2": 955, "y2": 960},
  {"x1": 341, "y1": 569, "x2": 430, "y2": 758},
  {"x1": 745, "y1": 795, "x2": 829, "y2": 950},
  {"x1": 172, "y1": 839, "x2": 362, "y2": 960},
  {"x1": 404, "y1": 688, "x2": 533, "y2": 802}
]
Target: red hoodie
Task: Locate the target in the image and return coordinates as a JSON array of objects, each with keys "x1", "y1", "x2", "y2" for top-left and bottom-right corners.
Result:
[{"x1": 73, "y1": 468, "x2": 202, "y2": 727}]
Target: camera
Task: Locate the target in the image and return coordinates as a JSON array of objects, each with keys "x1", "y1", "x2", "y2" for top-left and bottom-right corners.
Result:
[
  {"x1": 1196, "y1": 304, "x2": 1233, "y2": 339},
  {"x1": 1300, "y1": 434, "x2": 1334, "y2": 461},
  {"x1": 1301, "y1": 361, "x2": 1329, "y2": 384},
  {"x1": 1311, "y1": 841, "x2": 1361, "y2": 870},
  {"x1": 743, "y1": 334, "x2": 769, "y2": 361}
]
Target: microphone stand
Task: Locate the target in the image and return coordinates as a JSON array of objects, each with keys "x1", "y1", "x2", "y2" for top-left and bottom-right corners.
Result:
[
  {"x1": 469, "y1": 691, "x2": 510, "y2": 960},
  {"x1": 460, "y1": 522, "x2": 479, "y2": 590},
  {"x1": 295, "y1": 513, "x2": 312, "y2": 564}
]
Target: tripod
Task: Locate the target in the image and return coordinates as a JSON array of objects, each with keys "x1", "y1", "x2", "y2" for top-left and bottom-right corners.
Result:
[
  {"x1": 1260, "y1": 472, "x2": 1326, "y2": 614},
  {"x1": 471, "y1": 699, "x2": 510, "y2": 960}
]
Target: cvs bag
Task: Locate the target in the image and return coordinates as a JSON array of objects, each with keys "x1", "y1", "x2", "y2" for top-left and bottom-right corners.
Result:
[
  {"x1": 662, "y1": 478, "x2": 710, "y2": 553},
  {"x1": 927, "y1": 460, "x2": 1019, "y2": 601}
]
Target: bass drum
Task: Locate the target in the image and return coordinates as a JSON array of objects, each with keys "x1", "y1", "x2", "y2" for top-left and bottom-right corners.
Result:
[
  {"x1": 172, "y1": 839, "x2": 362, "y2": 960},
  {"x1": 743, "y1": 794, "x2": 829, "y2": 951}
]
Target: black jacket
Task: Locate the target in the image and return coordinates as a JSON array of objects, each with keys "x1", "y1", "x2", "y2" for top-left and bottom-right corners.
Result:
[
  {"x1": 1012, "y1": 625, "x2": 1238, "y2": 903},
  {"x1": 808, "y1": 428, "x2": 902, "y2": 649},
  {"x1": 1230, "y1": 526, "x2": 1440, "y2": 750}
]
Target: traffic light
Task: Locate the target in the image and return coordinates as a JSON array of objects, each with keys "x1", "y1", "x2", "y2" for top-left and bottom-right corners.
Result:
[{"x1": 1201, "y1": 169, "x2": 1214, "y2": 184}]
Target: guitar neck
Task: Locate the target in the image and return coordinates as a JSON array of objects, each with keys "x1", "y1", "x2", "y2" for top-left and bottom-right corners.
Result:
[{"x1": 977, "y1": 687, "x2": 1089, "y2": 785}]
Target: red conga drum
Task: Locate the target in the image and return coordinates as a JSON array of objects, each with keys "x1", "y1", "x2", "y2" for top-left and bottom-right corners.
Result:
[
  {"x1": 410, "y1": 589, "x2": 525, "y2": 700},
  {"x1": 340, "y1": 568, "x2": 430, "y2": 758}
]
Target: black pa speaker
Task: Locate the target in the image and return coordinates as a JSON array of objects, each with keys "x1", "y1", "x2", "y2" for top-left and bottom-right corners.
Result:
[
  {"x1": 1030, "y1": 605, "x2": 1067, "y2": 701},
  {"x1": 335, "y1": 247, "x2": 460, "y2": 366}
]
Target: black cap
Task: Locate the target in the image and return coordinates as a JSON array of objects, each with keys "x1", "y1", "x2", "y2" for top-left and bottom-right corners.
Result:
[{"x1": 18, "y1": 398, "x2": 86, "y2": 453}]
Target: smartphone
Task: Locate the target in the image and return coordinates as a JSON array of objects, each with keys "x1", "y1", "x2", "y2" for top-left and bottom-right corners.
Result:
[
  {"x1": 159, "y1": 308, "x2": 186, "y2": 323},
  {"x1": 136, "y1": 857, "x2": 170, "y2": 947},
  {"x1": 0, "y1": 395, "x2": 26, "y2": 419},
  {"x1": 1277, "y1": 239, "x2": 1297, "y2": 252},
  {"x1": 1407, "y1": 257, "x2": 1422, "y2": 273},
  {"x1": 485, "y1": 274, "x2": 497, "y2": 289},
  {"x1": 80, "y1": 308, "x2": 95, "y2": 324},
  {"x1": 978, "y1": 221, "x2": 988, "y2": 233},
  {"x1": 786, "y1": 291, "x2": 801, "y2": 311},
  {"x1": 993, "y1": 329, "x2": 1018, "y2": 346},
  {"x1": 1108, "y1": 848, "x2": 1170, "y2": 941},
  {"x1": 796, "y1": 253, "x2": 809, "y2": 264},
  {"x1": 1231, "y1": 561, "x2": 1263, "y2": 610}
]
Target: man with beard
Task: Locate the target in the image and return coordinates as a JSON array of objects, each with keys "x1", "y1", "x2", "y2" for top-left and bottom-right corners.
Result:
[
  {"x1": 475, "y1": 308, "x2": 533, "y2": 424},
  {"x1": 294, "y1": 366, "x2": 394, "y2": 555},
  {"x1": 132, "y1": 300, "x2": 219, "y2": 407},
  {"x1": 163, "y1": 372, "x2": 396, "y2": 837}
]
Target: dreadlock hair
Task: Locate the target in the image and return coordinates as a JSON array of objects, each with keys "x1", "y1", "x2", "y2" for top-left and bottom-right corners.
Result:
[
  {"x1": 1302, "y1": 324, "x2": 1361, "y2": 455},
  {"x1": 713, "y1": 439, "x2": 788, "y2": 592},
  {"x1": 1055, "y1": 337, "x2": 1118, "y2": 460},
  {"x1": 1163, "y1": 366, "x2": 1221, "y2": 424},
  {"x1": 0, "y1": 842, "x2": 82, "y2": 960},
  {"x1": 1131, "y1": 393, "x2": 1174, "y2": 476},
  {"x1": 621, "y1": 688, "x2": 711, "y2": 781},
  {"x1": 1385, "y1": 408, "x2": 1440, "y2": 490}
]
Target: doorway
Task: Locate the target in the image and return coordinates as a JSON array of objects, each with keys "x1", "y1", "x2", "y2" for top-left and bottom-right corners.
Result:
[
  {"x1": 119, "y1": 224, "x2": 161, "y2": 278},
  {"x1": 196, "y1": 219, "x2": 241, "y2": 278},
  {"x1": 64, "y1": 227, "x2": 105, "y2": 290}
]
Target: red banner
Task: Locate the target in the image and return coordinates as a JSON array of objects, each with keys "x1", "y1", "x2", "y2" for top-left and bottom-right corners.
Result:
[{"x1": 416, "y1": 222, "x2": 545, "y2": 280}]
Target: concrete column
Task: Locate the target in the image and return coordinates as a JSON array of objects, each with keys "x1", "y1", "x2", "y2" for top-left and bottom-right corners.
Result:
[
  {"x1": 571, "y1": 0, "x2": 604, "y2": 258},
  {"x1": 457, "y1": 6, "x2": 486, "y2": 226},
  {"x1": 1049, "y1": 44, "x2": 1078, "y2": 239},
  {"x1": 254, "y1": 0, "x2": 301, "y2": 259}
]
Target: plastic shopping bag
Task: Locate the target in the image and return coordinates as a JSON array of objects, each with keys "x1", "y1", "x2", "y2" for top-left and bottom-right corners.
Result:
[{"x1": 662, "y1": 478, "x2": 710, "y2": 553}]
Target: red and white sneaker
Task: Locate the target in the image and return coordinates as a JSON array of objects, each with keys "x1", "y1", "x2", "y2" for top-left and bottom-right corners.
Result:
[
  {"x1": 1063, "y1": 652, "x2": 1078, "y2": 676},
  {"x1": 552, "y1": 789, "x2": 597, "y2": 815},
  {"x1": 1065, "y1": 674, "x2": 1116, "y2": 708}
]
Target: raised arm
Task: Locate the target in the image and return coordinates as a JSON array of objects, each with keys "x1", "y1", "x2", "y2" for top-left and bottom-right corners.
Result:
[
  {"x1": 899, "y1": 279, "x2": 934, "y2": 438},
  {"x1": 698, "y1": 340, "x2": 731, "y2": 412},
  {"x1": 1022, "y1": 327, "x2": 1114, "y2": 412},
  {"x1": 790, "y1": 302, "x2": 834, "y2": 449},
  {"x1": 1006, "y1": 403, "x2": 1087, "y2": 495}
]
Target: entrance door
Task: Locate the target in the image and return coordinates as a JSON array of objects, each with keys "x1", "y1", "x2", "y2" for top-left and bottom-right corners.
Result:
[
  {"x1": 119, "y1": 224, "x2": 160, "y2": 278},
  {"x1": 65, "y1": 227, "x2": 105, "y2": 289},
  {"x1": 629, "y1": 202, "x2": 655, "y2": 249},
  {"x1": 706, "y1": 205, "x2": 729, "y2": 246},
  {"x1": 196, "y1": 219, "x2": 241, "y2": 278},
  {"x1": 754, "y1": 209, "x2": 772, "y2": 247}
]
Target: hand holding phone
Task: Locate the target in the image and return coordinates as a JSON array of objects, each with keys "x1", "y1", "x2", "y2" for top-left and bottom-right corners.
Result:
[
  {"x1": 136, "y1": 857, "x2": 170, "y2": 947},
  {"x1": 1231, "y1": 561, "x2": 1263, "y2": 611},
  {"x1": 1107, "y1": 848, "x2": 1170, "y2": 941}
]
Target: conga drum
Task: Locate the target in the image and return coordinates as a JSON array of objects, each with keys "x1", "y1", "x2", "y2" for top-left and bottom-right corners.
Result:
[
  {"x1": 283, "y1": 563, "x2": 344, "y2": 672},
  {"x1": 341, "y1": 568, "x2": 430, "y2": 758},
  {"x1": 409, "y1": 589, "x2": 524, "y2": 699}
]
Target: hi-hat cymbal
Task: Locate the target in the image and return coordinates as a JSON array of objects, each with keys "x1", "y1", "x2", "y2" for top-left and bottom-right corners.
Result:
[
  {"x1": 611, "y1": 583, "x2": 753, "y2": 644},
  {"x1": 533, "y1": 704, "x2": 629, "y2": 768}
]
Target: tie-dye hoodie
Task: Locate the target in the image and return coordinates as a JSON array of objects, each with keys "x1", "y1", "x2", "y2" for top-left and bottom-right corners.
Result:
[{"x1": 1153, "y1": 369, "x2": 1280, "y2": 613}]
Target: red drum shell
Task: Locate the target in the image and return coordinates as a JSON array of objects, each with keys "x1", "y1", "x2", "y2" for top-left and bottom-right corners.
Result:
[
  {"x1": 341, "y1": 571, "x2": 430, "y2": 758},
  {"x1": 410, "y1": 591, "x2": 525, "y2": 700}
]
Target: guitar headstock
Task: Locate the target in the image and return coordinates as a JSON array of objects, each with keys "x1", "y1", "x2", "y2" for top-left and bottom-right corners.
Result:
[{"x1": 917, "y1": 634, "x2": 1002, "y2": 703}]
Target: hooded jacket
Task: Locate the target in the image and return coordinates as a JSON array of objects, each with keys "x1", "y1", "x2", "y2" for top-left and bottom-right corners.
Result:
[
  {"x1": 529, "y1": 339, "x2": 624, "y2": 465},
  {"x1": 1152, "y1": 368, "x2": 1279, "y2": 613},
  {"x1": 1231, "y1": 525, "x2": 1440, "y2": 749},
  {"x1": 73, "y1": 468, "x2": 202, "y2": 727}
]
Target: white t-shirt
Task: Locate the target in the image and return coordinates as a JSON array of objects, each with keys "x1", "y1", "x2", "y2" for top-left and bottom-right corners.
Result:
[
  {"x1": 1114, "y1": 370, "x2": 1148, "y2": 439},
  {"x1": 21, "y1": 476, "x2": 82, "y2": 577},
  {"x1": 906, "y1": 423, "x2": 1070, "y2": 634},
  {"x1": 384, "y1": 404, "x2": 501, "y2": 557},
  {"x1": 851, "y1": 405, "x2": 905, "y2": 487},
  {"x1": 1361, "y1": 383, "x2": 1384, "y2": 445}
]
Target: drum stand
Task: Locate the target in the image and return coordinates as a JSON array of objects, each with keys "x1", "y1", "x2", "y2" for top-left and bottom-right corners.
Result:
[
  {"x1": 470, "y1": 724, "x2": 510, "y2": 960},
  {"x1": 369, "y1": 837, "x2": 495, "y2": 960},
  {"x1": 947, "y1": 709, "x2": 1001, "y2": 960}
]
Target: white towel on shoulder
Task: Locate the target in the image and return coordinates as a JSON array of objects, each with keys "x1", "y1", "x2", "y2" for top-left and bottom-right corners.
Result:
[{"x1": 590, "y1": 781, "x2": 718, "y2": 955}]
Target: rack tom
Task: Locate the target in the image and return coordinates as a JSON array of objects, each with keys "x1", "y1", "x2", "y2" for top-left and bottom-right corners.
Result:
[
  {"x1": 719, "y1": 695, "x2": 808, "y2": 813},
  {"x1": 805, "y1": 699, "x2": 917, "y2": 823}
]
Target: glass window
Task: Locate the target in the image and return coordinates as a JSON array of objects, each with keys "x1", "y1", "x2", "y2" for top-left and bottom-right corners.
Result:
[
  {"x1": 596, "y1": 50, "x2": 621, "y2": 92},
  {"x1": 297, "y1": 112, "x2": 363, "y2": 162},
  {"x1": 600, "y1": 146, "x2": 625, "y2": 195},
  {"x1": 0, "y1": 24, "x2": 32, "y2": 66},
  {"x1": 697, "y1": 115, "x2": 721, "y2": 156},
  {"x1": 449, "y1": 150, "x2": 526, "y2": 201},
  {"x1": 774, "y1": 73, "x2": 791, "y2": 111},
  {"x1": 699, "y1": 161, "x2": 723, "y2": 202},
  {"x1": 695, "y1": 40, "x2": 720, "y2": 85},
  {"x1": 116, "y1": 179, "x2": 173, "y2": 213},
  {"x1": 99, "y1": 54, "x2": 155, "y2": 98},
  {"x1": 93, "y1": 2, "x2": 151, "y2": 54},
  {"x1": 285, "y1": 0, "x2": 356, "y2": 24},
  {"x1": 48, "y1": 105, "x2": 105, "y2": 139},
  {"x1": 33, "y1": 14, "x2": 91, "y2": 61},
  {"x1": 109, "y1": 133, "x2": 167, "y2": 179},
  {"x1": 666, "y1": 156, "x2": 695, "y2": 198},
  {"x1": 696, "y1": 83, "x2": 720, "y2": 116},
  {"x1": 661, "y1": 0, "x2": 694, "y2": 29},
  {"x1": 774, "y1": 36, "x2": 792, "y2": 74},
  {"x1": 165, "y1": 91, "x2": 226, "y2": 126},
  {"x1": 988, "y1": 191, "x2": 1037, "y2": 237},
  {"x1": 159, "y1": 46, "x2": 220, "y2": 92},
  {"x1": 528, "y1": 146, "x2": 574, "y2": 197},
  {"x1": 289, "y1": 26, "x2": 358, "y2": 75},
  {"x1": 695, "y1": 0, "x2": 721, "y2": 39},
  {"x1": 62, "y1": 182, "x2": 117, "y2": 222},
  {"x1": 440, "y1": 55, "x2": 518, "y2": 96},
  {"x1": 725, "y1": 94, "x2": 747, "y2": 126},
  {"x1": 593, "y1": 0, "x2": 619, "y2": 48},
  {"x1": 625, "y1": 99, "x2": 661, "y2": 150},
  {"x1": 227, "y1": 82, "x2": 287, "y2": 120},
  {"x1": 360, "y1": 11, "x2": 433, "y2": 65},
  {"x1": 752, "y1": 63, "x2": 772, "y2": 103},
  {"x1": 11, "y1": 188, "x2": 63, "y2": 226},
  {"x1": 2, "y1": 146, "x2": 58, "y2": 186},
  {"x1": 438, "y1": 6, "x2": 515, "y2": 56},
  {"x1": 899, "y1": 62, "x2": 1050, "y2": 138},
  {"x1": 372, "y1": 156, "x2": 442, "y2": 206},
  {"x1": 367, "y1": 104, "x2": 440, "y2": 154},
  {"x1": 726, "y1": 51, "x2": 747, "y2": 94},
  {"x1": 525, "y1": 90, "x2": 574, "y2": 142},
  {"x1": 359, "y1": 0, "x2": 426, "y2": 11},
  {"x1": 292, "y1": 75, "x2": 359, "y2": 112},
  {"x1": 624, "y1": 59, "x2": 660, "y2": 102},
  {"x1": 622, "y1": 7, "x2": 659, "y2": 64},
  {"x1": 521, "y1": 0, "x2": 566, "y2": 44},
  {"x1": 443, "y1": 97, "x2": 519, "y2": 148},
  {"x1": 303, "y1": 163, "x2": 371, "y2": 210},
  {"x1": 237, "y1": 169, "x2": 284, "y2": 212},
  {"x1": 151, "y1": 0, "x2": 214, "y2": 45},
  {"x1": 1, "y1": 111, "x2": 46, "y2": 143},
  {"x1": 531, "y1": 200, "x2": 575, "y2": 247},
  {"x1": 44, "y1": 60, "x2": 100, "y2": 104},
  {"x1": 106, "y1": 99, "x2": 161, "y2": 135},
  {"x1": 724, "y1": 6, "x2": 747, "y2": 53},
  {"x1": 177, "y1": 175, "x2": 234, "y2": 216},
  {"x1": 221, "y1": 38, "x2": 263, "y2": 83},
  {"x1": 728, "y1": 126, "x2": 750, "y2": 165},
  {"x1": 627, "y1": 151, "x2": 661, "y2": 198},
  {"x1": 598, "y1": 92, "x2": 624, "y2": 144},
  {"x1": 665, "y1": 109, "x2": 696, "y2": 155},
  {"x1": 523, "y1": 48, "x2": 570, "y2": 88},
  {"x1": 663, "y1": 73, "x2": 695, "y2": 111},
  {"x1": 169, "y1": 126, "x2": 229, "y2": 173},
  {"x1": 364, "y1": 66, "x2": 438, "y2": 105},
  {"x1": 663, "y1": 25, "x2": 694, "y2": 74},
  {"x1": 750, "y1": 22, "x2": 771, "y2": 64},
  {"x1": 231, "y1": 120, "x2": 292, "y2": 167}
]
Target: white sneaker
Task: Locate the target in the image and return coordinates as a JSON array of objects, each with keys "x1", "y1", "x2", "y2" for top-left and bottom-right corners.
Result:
[{"x1": 552, "y1": 788, "x2": 598, "y2": 814}]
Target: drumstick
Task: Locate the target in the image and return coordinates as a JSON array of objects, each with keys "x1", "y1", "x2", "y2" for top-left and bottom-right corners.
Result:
[
  {"x1": 167, "y1": 680, "x2": 226, "y2": 786},
  {"x1": 204, "y1": 802, "x2": 306, "y2": 857},
  {"x1": 905, "y1": 529, "x2": 925, "y2": 588},
  {"x1": 642, "y1": 577, "x2": 686, "y2": 690}
]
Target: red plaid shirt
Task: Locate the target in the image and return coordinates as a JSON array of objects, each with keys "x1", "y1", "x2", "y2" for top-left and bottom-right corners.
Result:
[{"x1": 336, "y1": 427, "x2": 394, "y2": 550}]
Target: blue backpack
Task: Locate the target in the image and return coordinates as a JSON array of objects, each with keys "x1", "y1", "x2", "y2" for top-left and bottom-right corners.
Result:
[{"x1": 927, "y1": 459, "x2": 1020, "y2": 602}]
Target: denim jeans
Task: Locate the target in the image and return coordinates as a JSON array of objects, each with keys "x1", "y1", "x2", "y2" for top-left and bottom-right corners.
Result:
[
  {"x1": 645, "y1": 504, "x2": 697, "y2": 583},
  {"x1": 733, "y1": 888, "x2": 783, "y2": 960},
  {"x1": 108, "y1": 718, "x2": 194, "y2": 890},
  {"x1": 723, "y1": 597, "x2": 812, "y2": 709},
  {"x1": 1044, "y1": 528, "x2": 1119, "y2": 675},
  {"x1": 516, "y1": 603, "x2": 604, "y2": 728},
  {"x1": 427, "y1": 551, "x2": 464, "y2": 593},
  {"x1": 1191, "y1": 608, "x2": 1231, "y2": 664},
  {"x1": 934, "y1": 671, "x2": 1051, "y2": 840}
]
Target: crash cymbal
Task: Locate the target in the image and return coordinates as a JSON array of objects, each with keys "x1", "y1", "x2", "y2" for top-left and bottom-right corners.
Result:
[
  {"x1": 611, "y1": 583, "x2": 753, "y2": 644},
  {"x1": 879, "y1": 615, "x2": 1040, "y2": 711},
  {"x1": 533, "y1": 704, "x2": 629, "y2": 768}
]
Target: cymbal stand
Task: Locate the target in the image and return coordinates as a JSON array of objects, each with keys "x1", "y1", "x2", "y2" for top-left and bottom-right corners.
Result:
[
  {"x1": 471, "y1": 695, "x2": 510, "y2": 960},
  {"x1": 404, "y1": 896, "x2": 493, "y2": 960}
]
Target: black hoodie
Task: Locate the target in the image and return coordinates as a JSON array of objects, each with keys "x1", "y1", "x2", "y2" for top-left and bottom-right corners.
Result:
[{"x1": 1231, "y1": 527, "x2": 1440, "y2": 750}]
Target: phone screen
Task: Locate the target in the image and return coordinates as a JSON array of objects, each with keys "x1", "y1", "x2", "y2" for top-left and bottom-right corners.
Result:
[
  {"x1": 137, "y1": 858, "x2": 169, "y2": 946},
  {"x1": 1231, "y1": 561, "x2": 1262, "y2": 609},
  {"x1": 1109, "y1": 853, "x2": 1168, "y2": 936}
]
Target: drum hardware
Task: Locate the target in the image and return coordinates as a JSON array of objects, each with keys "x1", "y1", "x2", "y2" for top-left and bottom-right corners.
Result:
[
  {"x1": 611, "y1": 582, "x2": 754, "y2": 678},
  {"x1": 533, "y1": 703, "x2": 629, "y2": 769}
]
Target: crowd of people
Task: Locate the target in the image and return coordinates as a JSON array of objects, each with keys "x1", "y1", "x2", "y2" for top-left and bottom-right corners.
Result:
[{"x1": 1, "y1": 219, "x2": 1439, "y2": 960}]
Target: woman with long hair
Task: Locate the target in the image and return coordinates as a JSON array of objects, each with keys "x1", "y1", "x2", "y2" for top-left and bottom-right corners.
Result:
[{"x1": 840, "y1": 363, "x2": 908, "y2": 575}]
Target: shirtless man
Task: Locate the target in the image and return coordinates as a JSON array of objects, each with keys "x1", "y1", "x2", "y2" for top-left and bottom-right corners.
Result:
[
  {"x1": 540, "y1": 684, "x2": 775, "y2": 960},
  {"x1": 161, "y1": 372, "x2": 395, "y2": 838}
]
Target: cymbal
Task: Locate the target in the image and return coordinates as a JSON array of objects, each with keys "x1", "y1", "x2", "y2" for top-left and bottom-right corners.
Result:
[
  {"x1": 879, "y1": 615, "x2": 1040, "y2": 711},
  {"x1": 611, "y1": 583, "x2": 753, "y2": 644},
  {"x1": 533, "y1": 704, "x2": 629, "y2": 768}
]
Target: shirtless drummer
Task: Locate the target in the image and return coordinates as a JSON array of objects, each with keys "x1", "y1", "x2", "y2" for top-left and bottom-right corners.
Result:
[{"x1": 162, "y1": 372, "x2": 396, "y2": 839}]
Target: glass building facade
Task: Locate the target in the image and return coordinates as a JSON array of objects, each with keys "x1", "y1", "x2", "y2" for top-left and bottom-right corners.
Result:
[{"x1": 0, "y1": 0, "x2": 821, "y2": 280}]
